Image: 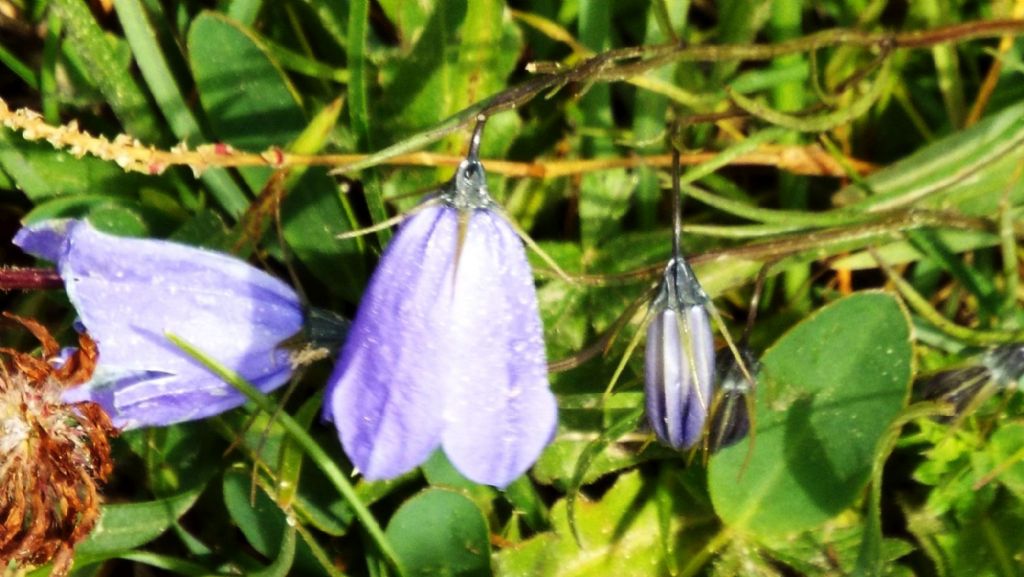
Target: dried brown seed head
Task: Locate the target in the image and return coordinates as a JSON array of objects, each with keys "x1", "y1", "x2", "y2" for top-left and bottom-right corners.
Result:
[{"x1": 0, "y1": 314, "x2": 115, "y2": 576}]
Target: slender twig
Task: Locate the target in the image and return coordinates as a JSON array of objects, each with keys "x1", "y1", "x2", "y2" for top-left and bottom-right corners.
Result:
[
  {"x1": 0, "y1": 99, "x2": 874, "y2": 178},
  {"x1": 0, "y1": 267, "x2": 64, "y2": 291},
  {"x1": 533, "y1": 208, "x2": 1000, "y2": 287},
  {"x1": 3, "y1": 19, "x2": 1020, "y2": 177}
]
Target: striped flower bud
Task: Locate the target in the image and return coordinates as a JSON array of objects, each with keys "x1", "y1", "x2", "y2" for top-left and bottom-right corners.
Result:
[{"x1": 644, "y1": 257, "x2": 715, "y2": 450}]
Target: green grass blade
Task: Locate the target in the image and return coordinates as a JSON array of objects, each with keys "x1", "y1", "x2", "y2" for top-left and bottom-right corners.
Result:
[
  {"x1": 347, "y1": 0, "x2": 389, "y2": 242},
  {"x1": 113, "y1": 0, "x2": 250, "y2": 217},
  {"x1": 0, "y1": 43, "x2": 38, "y2": 88},
  {"x1": 168, "y1": 333, "x2": 406, "y2": 577},
  {"x1": 51, "y1": 0, "x2": 165, "y2": 140},
  {"x1": 40, "y1": 12, "x2": 61, "y2": 123}
]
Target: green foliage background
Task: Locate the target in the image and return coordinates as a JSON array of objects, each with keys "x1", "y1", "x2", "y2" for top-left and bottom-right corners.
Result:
[{"x1": 1, "y1": 0, "x2": 1023, "y2": 576}]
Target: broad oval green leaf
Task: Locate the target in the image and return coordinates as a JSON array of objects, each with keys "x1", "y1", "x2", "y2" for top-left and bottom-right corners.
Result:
[
  {"x1": 709, "y1": 292, "x2": 912, "y2": 536},
  {"x1": 188, "y1": 12, "x2": 364, "y2": 299},
  {"x1": 75, "y1": 484, "x2": 205, "y2": 557},
  {"x1": 188, "y1": 12, "x2": 305, "y2": 157},
  {"x1": 385, "y1": 488, "x2": 491, "y2": 577}
]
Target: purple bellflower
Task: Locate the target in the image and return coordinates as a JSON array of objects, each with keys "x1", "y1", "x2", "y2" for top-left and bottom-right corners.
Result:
[
  {"x1": 645, "y1": 257, "x2": 716, "y2": 450},
  {"x1": 324, "y1": 144, "x2": 557, "y2": 488},
  {"x1": 13, "y1": 219, "x2": 304, "y2": 429}
]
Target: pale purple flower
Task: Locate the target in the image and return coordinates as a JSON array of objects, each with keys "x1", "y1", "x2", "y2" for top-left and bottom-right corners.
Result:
[
  {"x1": 645, "y1": 257, "x2": 715, "y2": 450},
  {"x1": 13, "y1": 219, "x2": 303, "y2": 429},
  {"x1": 324, "y1": 156, "x2": 557, "y2": 488}
]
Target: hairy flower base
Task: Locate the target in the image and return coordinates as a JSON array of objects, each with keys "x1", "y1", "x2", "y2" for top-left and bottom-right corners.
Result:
[{"x1": 0, "y1": 318, "x2": 115, "y2": 576}]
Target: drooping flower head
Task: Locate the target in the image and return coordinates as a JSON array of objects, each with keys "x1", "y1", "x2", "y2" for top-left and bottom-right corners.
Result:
[
  {"x1": 13, "y1": 219, "x2": 304, "y2": 429},
  {"x1": 0, "y1": 314, "x2": 116, "y2": 576},
  {"x1": 644, "y1": 256, "x2": 716, "y2": 450},
  {"x1": 643, "y1": 144, "x2": 717, "y2": 451},
  {"x1": 324, "y1": 122, "x2": 557, "y2": 488}
]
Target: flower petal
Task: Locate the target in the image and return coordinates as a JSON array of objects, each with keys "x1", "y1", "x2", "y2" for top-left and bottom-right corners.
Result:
[
  {"x1": 15, "y1": 219, "x2": 304, "y2": 429},
  {"x1": 440, "y1": 211, "x2": 557, "y2": 487},
  {"x1": 63, "y1": 366, "x2": 291, "y2": 429},
  {"x1": 325, "y1": 206, "x2": 456, "y2": 480},
  {"x1": 645, "y1": 305, "x2": 715, "y2": 449},
  {"x1": 17, "y1": 220, "x2": 302, "y2": 380},
  {"x1": 12, "y1": 219, "x2": 72, "y2": 263}
]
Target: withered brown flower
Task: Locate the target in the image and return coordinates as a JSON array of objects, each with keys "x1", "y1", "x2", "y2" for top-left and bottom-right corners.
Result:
[{"x1": 0, "y1": 313, "x2": 116, "y2": 576}]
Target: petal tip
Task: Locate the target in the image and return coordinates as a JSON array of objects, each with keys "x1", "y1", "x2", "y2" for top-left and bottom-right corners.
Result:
[{"x1": 13, "y1": 219, "x2": 77, "y2": 263}]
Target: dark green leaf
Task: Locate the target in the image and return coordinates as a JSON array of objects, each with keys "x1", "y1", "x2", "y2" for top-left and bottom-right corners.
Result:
[
  {"x1": 75, "y1": 484, "x2": 205, "y2": 557},
  {"x1": 223, "y1": 469, "x2": 288, "y2": 557},
  {"x1": 386, "y1": 488, "x2": 492, "y2": 577},
  {"x1": 709, "y1": 292, "x2": 913, "y2": 536}
]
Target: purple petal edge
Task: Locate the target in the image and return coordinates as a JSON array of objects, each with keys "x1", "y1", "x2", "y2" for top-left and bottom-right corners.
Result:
[
  {"x1": 13, "y1": 219, "x2": 75, "y2": 263},
  {"x1": 326, "y1": 206, "x2": 454, "y2": 479},
  {"x1": 62, "y1": 363, "x2": 292, "y2": 429},
  {"x1": 439, "y1": 211, "x2": 557, "y2": 487}
]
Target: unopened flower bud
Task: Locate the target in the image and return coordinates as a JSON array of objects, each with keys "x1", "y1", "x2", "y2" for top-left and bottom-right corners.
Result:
[
  {"x1": 708, "y1": 347, "x2": 759, "y2": 452},
  {"x1": 644, "y1": 257, "x2": 715, "y2": 450}
]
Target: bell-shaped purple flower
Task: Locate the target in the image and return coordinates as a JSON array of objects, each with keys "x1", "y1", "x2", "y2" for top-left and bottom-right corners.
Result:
[
  {"x1": 644, "y1": 257, "x2": 715, "y2": 450},
  {"x1": 13, "y1": 219, "x2": 304, "y2": 429},
  {"x1": 324, "y1": 157, "x2": 557, "y2": 488}
]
